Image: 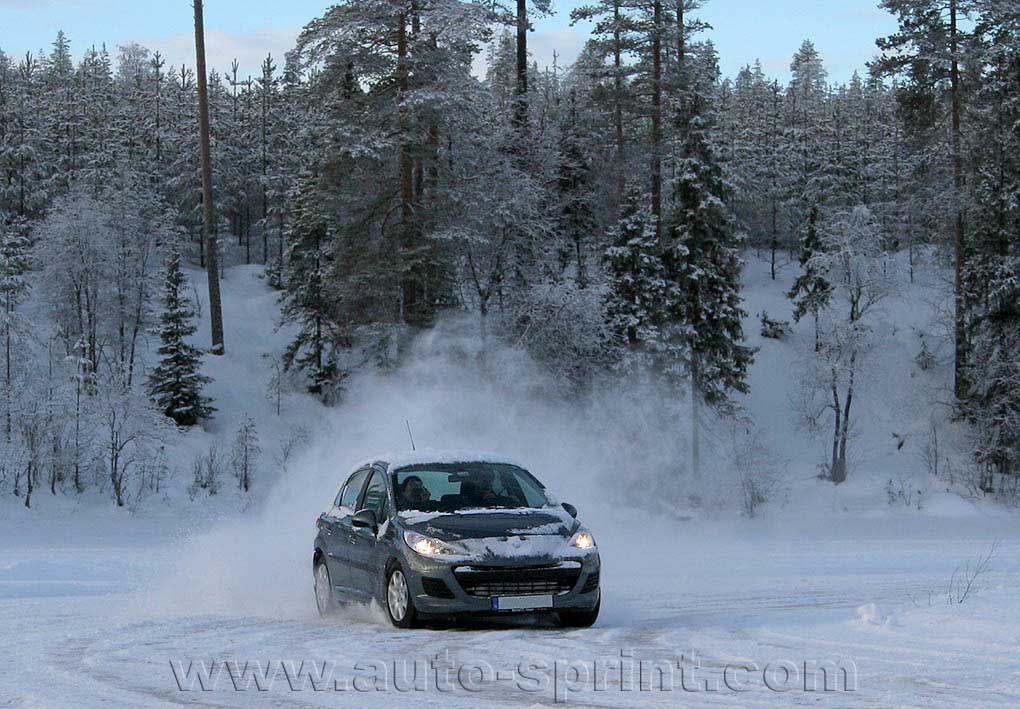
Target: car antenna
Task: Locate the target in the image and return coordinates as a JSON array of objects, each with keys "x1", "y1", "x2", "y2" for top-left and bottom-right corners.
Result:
[{"x1": 405, "y1": 420, "x2": 416, "y2": 451}]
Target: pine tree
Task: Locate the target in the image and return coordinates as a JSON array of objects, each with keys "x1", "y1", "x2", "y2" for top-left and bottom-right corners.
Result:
[
  {"x1": 785, "y1": 40, "x2": 831, "y2": 258},
  {"x1": 280, "y1": 173, "x2": 342, "y2": 401},
  {"x1": 787, "y1": 205, "x2": 832, "y2": 350},
  {"x1": 874, "y1": 0, "x2": 974, "y2": 399},
  {"x1": 554, "y1": 90, "x2": 599, "y2": 287},
  {"x1": 663, "y1": 100, "x2": 754, "y2": 404},
  {"x1": 569, "y1": 0, "x2": 640, "y2": 204},
  {"x1": 148, "y1": 249, "x2": 214, "y2": 427},
  {"x1": 77, "y1": 45, "x2": 116, "y2": 194},
  {"x1": 0, "y1": 214, "x2": 31, "y2": 444},
  {"x1": 604, "y1": 188, "x2": 666, "y2": 366},
  {"x1": 962, "y1": 0, "x2": 1020, "y2": 482},
  {"x1": 662, "y1": 93, "x2": 754, "y2": 480}
]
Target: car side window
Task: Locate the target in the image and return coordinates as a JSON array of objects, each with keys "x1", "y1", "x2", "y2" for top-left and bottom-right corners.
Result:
[
  {"x1": 339, "y1": 469, "x2": 370, "y2": 510},
  {"x1": 359, "y1": 471, "x2": 389, "y2": 520}
]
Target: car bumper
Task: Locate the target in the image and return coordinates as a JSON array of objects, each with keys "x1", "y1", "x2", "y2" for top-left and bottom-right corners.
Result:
[{"x1": 403, "y1": 551, "x2": 601, "y2": 616}]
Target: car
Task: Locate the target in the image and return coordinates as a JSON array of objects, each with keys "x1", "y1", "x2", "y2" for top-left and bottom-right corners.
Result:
[{"x1": 312, "y1": 451, "x2": 601, "y2": 628}]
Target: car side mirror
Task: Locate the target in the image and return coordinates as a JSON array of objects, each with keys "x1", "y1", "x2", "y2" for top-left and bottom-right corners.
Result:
[
  {"x1": 352, "y1": 509, "x2": 377, "y2": 531},
  {"x1": 561, "y1": 502, "x2": 578, "y2": 519}
]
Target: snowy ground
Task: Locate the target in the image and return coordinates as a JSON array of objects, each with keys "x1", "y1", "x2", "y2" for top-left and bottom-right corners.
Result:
[
  {"x1": 1, "y1": 509, "x2": 1018, "y2": 706},
  {"x1": 2, "y1": 253, "x2": 1019, "y2": 706}
]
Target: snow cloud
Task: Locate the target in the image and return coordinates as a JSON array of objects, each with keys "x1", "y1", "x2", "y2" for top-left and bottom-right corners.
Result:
[{"x1": 157, "y1": 315, "x2": 725, "y2": 619}]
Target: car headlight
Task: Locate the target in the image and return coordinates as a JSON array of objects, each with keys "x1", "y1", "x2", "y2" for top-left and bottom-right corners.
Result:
[
  {"x1": 403, "y1": 530, "x2": 457, "y2": 558},
  {"x1": 569, "y1": 529, "x2": 596, "y2": 550}
]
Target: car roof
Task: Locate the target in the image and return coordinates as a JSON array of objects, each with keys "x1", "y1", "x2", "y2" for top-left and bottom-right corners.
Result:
[{"x1": 352, "y1": 449, "x2": 528, "y2": 473}]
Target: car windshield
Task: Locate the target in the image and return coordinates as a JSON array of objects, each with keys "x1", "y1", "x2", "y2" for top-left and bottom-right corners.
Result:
[{"x1": 392, "y1": 463, "x2": 549, "y2": 513}]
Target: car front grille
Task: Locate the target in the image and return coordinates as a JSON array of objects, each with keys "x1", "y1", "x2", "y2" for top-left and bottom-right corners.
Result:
[
  {"x1": 421, "y1": 577, "x2": 455, "y2": 599},
  {"x1": 453, "y1": 564, "x2": 581, "y2": 598}
]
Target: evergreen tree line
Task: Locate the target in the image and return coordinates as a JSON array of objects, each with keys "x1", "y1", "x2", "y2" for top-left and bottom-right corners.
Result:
[{"x1": 0, "y1": 0, "x2": 1018, "y2": 505}]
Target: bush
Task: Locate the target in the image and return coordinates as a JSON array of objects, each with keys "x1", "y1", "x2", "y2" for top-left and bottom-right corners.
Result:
[{"x1": 759, "y1": 311, "x2": 789, "y2": 340}]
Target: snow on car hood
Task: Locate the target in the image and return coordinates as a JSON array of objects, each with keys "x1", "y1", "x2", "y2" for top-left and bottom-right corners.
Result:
[
  {"x1": 398, "y1": 508, "x2": 584, "y2": 563},
  {"x1": 399, "y1": 508, "x2": 576, "y2": 539}
]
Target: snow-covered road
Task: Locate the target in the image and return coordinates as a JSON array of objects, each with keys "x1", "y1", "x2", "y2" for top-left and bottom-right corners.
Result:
[{"x1": 2, "y1": 511, "x2": 1018, "y2": 707}]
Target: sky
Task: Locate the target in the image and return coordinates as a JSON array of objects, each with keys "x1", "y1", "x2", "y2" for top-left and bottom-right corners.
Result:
[{"x1": 0, "y1": 1, "x2": 898, "y2": 85}]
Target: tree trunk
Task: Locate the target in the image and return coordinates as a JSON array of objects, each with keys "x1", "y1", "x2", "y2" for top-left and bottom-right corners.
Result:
[
  {"x1": 24, "y1": 459, "x2": 32, "y2": 509},
  {"x1": 613, "y1": 0, "x2": 625, "y2": 204},
  {"x1": 690, "y1": 352, "x2": 701, "y2": 482},
  {"x1": 397, "y1": 10, "x2": 418, "y2": 326},
  {"x1": 411, "y1": 2, "x2": 425, "y2": 204},
  {"x1": 834, "y1": 351, "x2": 857, "y2": 485},
  {"x1": 194, "y1": 0, "x2": 225, "y2": 355},
  {"x1": 3, "y1": 305, "x2": 10, "y2": 443},
  {"x1": 110, "y1": 436, "x2": 124, "y2": 508},
  {"x1": 675, "y1": 0, "x2": 685, "y2": 126},
  {"x1": 74, "y1": 377, "x2": 82, "y2": 493},
  {"x1": 949, "y1": 0, "x2": 966, "y2": 400},
  {"x1": 651, "y1": 0, "x2": 663, "y2": 244},
  {"x1": 830, "y1": 369, "x2": 842, "y2": 481},
  {"x1": 514, "y1": 0, "x2": 529, "y2": 134}
]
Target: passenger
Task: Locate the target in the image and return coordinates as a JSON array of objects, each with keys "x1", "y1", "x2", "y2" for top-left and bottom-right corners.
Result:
[{"x1": 399, "y1": 476, "x2": 431, "y2": 508}]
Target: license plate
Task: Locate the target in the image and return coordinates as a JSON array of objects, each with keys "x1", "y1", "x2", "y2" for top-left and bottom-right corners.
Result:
[{"x1": 491, "y1": 594, "x2": 554, "y2": 611}]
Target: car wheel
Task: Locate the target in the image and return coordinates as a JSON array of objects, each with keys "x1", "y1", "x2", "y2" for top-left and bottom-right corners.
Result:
[
  {"x1": 558, "y1": 594, "x2": 600, "y2": 628},
  {"x1": 385, "y1": 564, "x2": 418, "y2": 628},
  {"x1": 314, "y1": 559, "x2": 337, "y2": 616}
]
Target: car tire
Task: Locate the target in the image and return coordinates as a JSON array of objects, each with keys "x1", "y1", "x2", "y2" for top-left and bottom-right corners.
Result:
[
  {"x1": 384, "y1": 563, "x2": 419, "y2": 628},
  {"x1": 558, "y1": 594, "x2": 600, "y2": 628},
  {"x1": 314, "y1": 558, "x2": 338, "y2": 616}
]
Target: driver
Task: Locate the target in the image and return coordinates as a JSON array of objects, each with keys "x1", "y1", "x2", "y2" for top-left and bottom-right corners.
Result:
[
  {"x1": 472, "y1": 471, "x2": 498, "y2": 503},
  {"x1": 398, "y1": 476, "x2": 431, "y2": 508}
]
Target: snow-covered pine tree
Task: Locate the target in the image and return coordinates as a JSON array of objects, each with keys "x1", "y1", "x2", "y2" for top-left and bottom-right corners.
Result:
[
  {"x1": 569, "y1": 0, "x2": 640, "y2": 205},
  {"x1": 787, "y1": 205, "x2": 832, "y2": 350},
  {"x1": 77, "y1": 45, "x2": 117, "y2": 196},
  {"x1": 604, "y1": 188, "x2": 666, "y2": 368},
  {"x1": 255, "y1": 53, "x2": 278, "y2": 265},
  {"x1": 554, "y1": 90, "x2": 599, "y2": 287},
  {"x1": 0, "y1": 214, "x2": 31, "y2": 444},
  {"x1": 874, "y1": 0, "x2": 974, "y2": 399},
  {"x1": 148, "y1": 248, "x2": 214, "y2": 427},
  {"x1": 784, "y1": 40, "x2": 831, "y2": 262},
  {"x1": 44, "y1": 31, "x2": 77, "y2": 194},
  {"x1": 3, "y1": 52, "x2": 51, "y2": 219},
  {"x1": 967, "y1": 282, "x2": 1020, "y2": 488},
  {"x1": 280, "y1": 172, "x2": 342, "y2": 401},
  {"x1": 730, "y1": 62, "x2": 773, "y2": 265},
  {"x1": 963, "y1": 2, "x2": 1020, "y2": 485},
  {"x1": 662, "y1": 88, "x2": 754, "y2": 481}
]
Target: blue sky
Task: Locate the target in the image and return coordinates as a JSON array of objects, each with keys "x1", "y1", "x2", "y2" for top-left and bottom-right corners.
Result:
[{"x1": 0, "y1": 1, "x2": 896, "y2": 84}]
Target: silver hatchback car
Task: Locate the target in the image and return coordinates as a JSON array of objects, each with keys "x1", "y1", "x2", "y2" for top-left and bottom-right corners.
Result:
[{"x1": 313, "y1": 452, "x2": 601, "y2": 628}]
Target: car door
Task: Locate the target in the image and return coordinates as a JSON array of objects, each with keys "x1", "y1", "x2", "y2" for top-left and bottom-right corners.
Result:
[
  {"x1": 323, "y1": 467, "x2": 371, "y2": 594},
  {"x1": 348, "y1": 467, "x2": 391, "y2": 595}
]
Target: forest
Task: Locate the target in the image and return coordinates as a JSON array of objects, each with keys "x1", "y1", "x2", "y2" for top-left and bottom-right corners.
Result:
[{"x1": 0, "y1": 0, "x2": 1018, "y2": 510}]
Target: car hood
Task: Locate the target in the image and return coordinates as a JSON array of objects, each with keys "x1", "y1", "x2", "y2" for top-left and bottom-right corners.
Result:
[{"x1": 398, "y1": 508, "x2": 577, "y2": 541}]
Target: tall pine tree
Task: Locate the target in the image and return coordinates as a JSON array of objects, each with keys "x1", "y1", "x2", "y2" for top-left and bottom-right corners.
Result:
[
  {"x1": 662, "y1": 92, "x2": 754, "y2": 480},
  {"x1": 280, "y1": 173, "x2": 343, "y2": 401},
  {"x1": 0, "y1": 214, "x2": 31, "y2": 443}
]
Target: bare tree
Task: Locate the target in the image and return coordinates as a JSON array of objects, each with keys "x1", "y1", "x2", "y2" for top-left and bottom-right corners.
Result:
[
  {"x1": 795, "y1": 206, "x2": 896, "y2": 483},
  {"x1": 230, "y1": 414, "x2": 260, "y2": 492}
]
